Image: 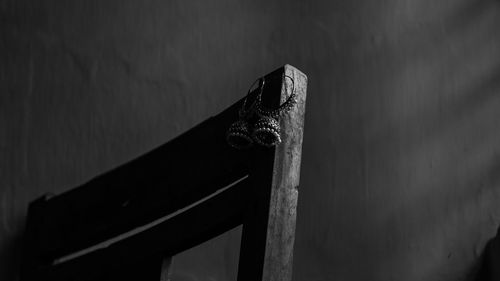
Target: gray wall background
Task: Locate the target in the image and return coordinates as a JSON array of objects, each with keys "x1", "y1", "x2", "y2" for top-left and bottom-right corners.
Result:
[{"x1": 2, "y1": 0, "x2": 500, "y2": 280}]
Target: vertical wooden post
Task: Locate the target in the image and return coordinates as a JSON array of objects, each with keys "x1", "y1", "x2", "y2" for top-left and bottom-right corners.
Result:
[
  {"x1": 238, "y1": 65, "x2": 307, "y2": 281},
  {"x1": 20, "y1": 65, "x2": 306, "y2": 281},
  {"x1": 20, "y1": 194, "x2": 52, "y2": 281},
  {"x1": 159, "y1": 257, "x2": 173, "y2": 281}
]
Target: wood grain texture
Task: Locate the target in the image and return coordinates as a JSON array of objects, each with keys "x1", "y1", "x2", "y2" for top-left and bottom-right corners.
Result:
[
  {"x1": 21, "y1": 65, "x2": 307, "y2": 281},
  {"x1": 38, "y1": 178, "x2": 248, "y2": 281},
  {"x1": 4, "y1": 1, "x2": 500, "y2": 281},
  {"x1": 159, "y1": 257, "x2": 173, "y2": 281},
  {"x1": 31, "y1": 95, "x2": 252, "y2": 261},
  {"x1": 261, "y1": 65, "x2": 306, "y2": 281},
  {"x1": 19, "y1": 195, "x2": 52, "y2": 281},
  {"x1": 237, "y1": 65, "x2": 307, "y2": 281},
  {"x1": 27, "y1": 66, "x2": 289, "y2": 266}
]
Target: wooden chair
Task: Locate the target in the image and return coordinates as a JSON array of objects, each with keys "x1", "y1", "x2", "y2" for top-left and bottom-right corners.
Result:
[{"x1": 20, "y1": 65, "x2": 307, "y2": 281}]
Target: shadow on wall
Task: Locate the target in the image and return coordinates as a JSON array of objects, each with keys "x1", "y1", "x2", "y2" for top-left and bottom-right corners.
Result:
[{"x1": 476, "y1": 227, "x2": 500, "y2": 281}]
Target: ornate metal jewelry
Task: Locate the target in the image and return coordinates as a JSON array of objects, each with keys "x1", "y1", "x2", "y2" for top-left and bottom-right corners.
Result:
[
  {"x1": 252, "y1": 74, "x2": 295, "y2": 147},
  {"x1": 226, "y1": 78, "x2": 265, "y2": 149},
  {"x1": 252, "y1": 115, "x2": 281, "y2": 147},
  {"x1": 256, "y1": 74, "x2": 296, "y2": 119},
  {"x1": 226, "y1": 119, "x2": 253, "y2": 149}
]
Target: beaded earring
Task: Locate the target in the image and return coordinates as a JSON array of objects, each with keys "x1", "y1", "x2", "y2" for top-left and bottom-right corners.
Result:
[
  {"x1": 226, "y1": 78, "x2": 265, "y2": 149},
  {"x1": 252, "y1": 74, "x2": 296, "y2": 147}
]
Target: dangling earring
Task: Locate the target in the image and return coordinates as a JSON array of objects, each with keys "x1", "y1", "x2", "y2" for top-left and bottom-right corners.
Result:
[
  {"x1": 226, "y1": 78, "x2": 264, "y2": 149},
  {"x1": 252, "y1": 115, "x2": 281, "y2": 147},
  {"x1": 252, "y1": 74, "x2": 296, "y2": 147}
]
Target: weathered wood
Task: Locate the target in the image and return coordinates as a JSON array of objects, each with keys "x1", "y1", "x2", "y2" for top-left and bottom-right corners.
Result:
[
  {"x1": 38, "y1": 178, "x2": 249, "y2": 281},
  {"x1": 21, "y1": 64, "x2": 307, "y2": 281},
  {"x1": 159, "y1": 257, "x2": 173, "y2": 281},
  {"x1": 237, "y1": 65, "x2": 307, "y2": 281},
  {"x1": 34, "y1": 108, "x2": 248, "y2": 261},
  {"x1": 262, "y1": 65, "x2": 306, "y2": 281},
  {"x1": 237, "y1": 151, "x2": 276, "y2": 281},
  {"x1": 30, "y1": 66, "x2": 287, "y2": 263},
  {"x1": 112, "y1": 254, "x2": 163, "y2": 281},
  {"x1": 19, "y1": 195, "x2": 53, "y2": 281}
]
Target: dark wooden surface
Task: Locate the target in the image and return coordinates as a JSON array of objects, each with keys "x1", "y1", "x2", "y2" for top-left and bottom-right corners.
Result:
[
  {"x1": 159, "y1": 257, "x2": 173, "y2": 281},
  {"x1": 237, "y1": 150, "x2": 276, "y2": 281},
  {"x1": 39, "y1": 177, "x2": 249, "y2": 281},
  {"x1": 237, "y1": 65, "x2": 307, "y2": 281},
  {"x1": 33, "y1": 105, "x2": 249, "y2": 261},
  {"x1": 22, "y1": 65, "x2": 307, "y2": 281},
  {"x1": 261, "y1": 66, "x2": 306, "y2": 281},
  {"x1": 21, "y1": 65, "x2": 307, "y2": 281},
  {"x1": 5, "y1": 2, "x2": 500, "y2": 280},
  {"x1": 30, "y1": 66, "x2": 287, "y2": 264},
  {"x1": 111, "y1": 254, "x2": 163, "y2": 281},
  {"x1": 19, "y1": 196, "x2": 52, "y2": 281}
]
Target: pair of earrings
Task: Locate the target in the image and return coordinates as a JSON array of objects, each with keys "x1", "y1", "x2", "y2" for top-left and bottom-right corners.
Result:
[{"x1": 226, "y1": 75, "x2": 296, "y2": 149}]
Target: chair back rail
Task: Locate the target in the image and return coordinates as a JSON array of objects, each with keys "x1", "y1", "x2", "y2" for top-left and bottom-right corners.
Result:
[{"x1": 20, "y1": 64, "x2": 307, "y2": 281}]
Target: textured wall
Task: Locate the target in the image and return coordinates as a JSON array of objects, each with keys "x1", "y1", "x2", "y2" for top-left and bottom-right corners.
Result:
[{"x1": 2, "y1": 0, "x2": 500, "y2": 280}]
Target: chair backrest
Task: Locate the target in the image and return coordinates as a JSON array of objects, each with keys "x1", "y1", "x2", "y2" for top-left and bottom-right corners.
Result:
[{"x1": 20, "y1": 64, "x2": 307, "y2": 281}]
